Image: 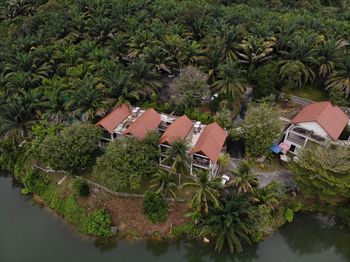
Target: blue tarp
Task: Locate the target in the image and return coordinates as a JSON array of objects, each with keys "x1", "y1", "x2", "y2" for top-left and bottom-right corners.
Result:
[{"x1": 270, "y1": 144, "x2": 282, "y2": 154}]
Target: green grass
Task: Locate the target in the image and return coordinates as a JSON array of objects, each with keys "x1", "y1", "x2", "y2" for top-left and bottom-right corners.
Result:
[{"x1": 285, "y1": 85, "x2": 329, "y2": 101}]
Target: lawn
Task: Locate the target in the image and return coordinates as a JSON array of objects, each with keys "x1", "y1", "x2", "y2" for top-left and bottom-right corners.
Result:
[{"x1": 285, "y1": 85, "x2": 329, "y2": 101}]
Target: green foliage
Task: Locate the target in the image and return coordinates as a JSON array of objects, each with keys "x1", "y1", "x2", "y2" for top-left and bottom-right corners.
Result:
[
  {"x1": 330, "y1": 86, "x2": 349, "y2": 107},
  {"x1": 92, "y1": 132, "x2": 160, "y2": 191},
  {"x1": 22, "y1": 170, "x2": 51, "y2": 195},
  {"x1": 86, "y1": 209, "x2": 112, "y2": 237},
  {"x1": 171, "y1": 222, "x2": 200, "y2": 239},
  {"x1": 72, "y1": 179, "x2": 90, "y2": 197},
  {"x1": 143, "y1": 191, "x2": 168, "y2": 224},
  {"x1": 284, "y1": 208, "x2": 294, "y2": 223},
  {"x1": 251, "y1": 61, "x2": 279, "y2": 99},
  {"x1": 184, "y1": 109, "x2": 213, "y2": 124},
  {"x1": 290, "y1": 146, "x2": 350, "y2": 205},
  {"x1": 36, "y1": 123, "x2": 102, "y2": 174},
  {"x1": 336, "y1": 204, "x2": 350, "y2": 227},
  {"x1": 240, "y1": 103, "x2": 283, "y2": 158}
]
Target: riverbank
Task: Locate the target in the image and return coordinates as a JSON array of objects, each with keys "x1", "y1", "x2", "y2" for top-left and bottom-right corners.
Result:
[{"x1": 2, "y1": 173, "x2": 350, "y2": 262}]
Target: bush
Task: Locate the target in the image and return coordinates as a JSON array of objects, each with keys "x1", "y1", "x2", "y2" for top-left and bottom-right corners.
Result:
[
  {"x1": 329, "y1": 87, "x2": 348, "y2": 107},
  {"x1": 22, "y1": 170, "x2": 50, "y2": 195},
  {"x1": 86, "y1": 209, "x2": 112, "y2": 237},
  {"x1": 73, "y1": 179, "x2": 90, "y2": 197},
  {"x1": 171, "y1": 222, "x2": 200, "y2": 239},
  {"x1": 143, "y1": 191, "x2": 168, "y2": 224},
  {"x1": 284, "y1": 208, "x2": 294, "y2": 223},
  {"x1": 337, "y1": 204, "x2": 350, "y2": 227}
]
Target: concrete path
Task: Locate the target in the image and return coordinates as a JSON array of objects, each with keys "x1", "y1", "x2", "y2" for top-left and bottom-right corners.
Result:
[{"x1": 226, "y1": 158, "x2": 293, "y2": 188}]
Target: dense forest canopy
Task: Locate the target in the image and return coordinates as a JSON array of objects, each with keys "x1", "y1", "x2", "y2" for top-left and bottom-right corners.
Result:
[{"x1": 0, "y1": 0, "x2": 349, "y2": 142}]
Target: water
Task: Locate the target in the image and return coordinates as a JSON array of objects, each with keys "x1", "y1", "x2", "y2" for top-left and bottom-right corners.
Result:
[{"x1": 1, "y1": 173, "x2": 350, "y2": 262}]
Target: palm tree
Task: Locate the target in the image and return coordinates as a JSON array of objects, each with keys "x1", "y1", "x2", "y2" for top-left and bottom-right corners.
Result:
[
  {"x1": 182, "y1": 169, "x2": 221, "y2": 214},
  {"x1": 254, "y1": 183, "x2": 279, "y2": 211},
  {"x1": 236, "y1": 36, "x2": 276, "y2": 76},
  {"x1": 212, "y1": 61, "x2": 246, "y2": 104},
  {"x1": 128, "y1": 59, "x2": 161, "y2": 91},
  {"x1": 325, "y1": 56, "x2": 350, "y2": 98},
  {"x1": 316, "y1": 39, "x2": 348, "y2": 79},
  {"x1": 279, "y1": 60, "x2": 315, "y2": 88},
  {"x1": 150, "y1": 170, "x2": 177, "y2": 198},
  {"x1": 229, "y1": 161, "x2": 258, "y2": 194},
  {"x1": 39, "y1": 77, "x2": 69, "y2": 123},
  {"x1": 144, "y1": 45, "x2": 175, "y2": 74},
  {"x1": 163, "y1": 139, "x2": 191, "y2": 186},
  {"x1": 0, "y1": 89, "x2": 42, "y2": 142},
  {"x1": 200, "y1": 195, "x2": 254, "y2": 253}
]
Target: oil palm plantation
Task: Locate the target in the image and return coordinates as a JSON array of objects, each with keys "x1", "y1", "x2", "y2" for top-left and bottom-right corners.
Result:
[
  {"x1": 200, "y1": 195, "x2": 254, "y2": 253},
  {"x1": 163, "y1": 139, "x2": 191, "y2": 186},
  {"x1": 182, "y1": 169, "x2": 221, "y2": 215},
  {"x1": 229, "y1": 161, "x2": 259, "y2": 194},
  {"x1": 150, "y1": 170, "x2": 177, "y2": 198}
]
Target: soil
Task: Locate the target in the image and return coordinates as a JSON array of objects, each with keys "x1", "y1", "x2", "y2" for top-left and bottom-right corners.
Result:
[{"x1": 77, "y1": 184, "x2": 189, "y2": 239}]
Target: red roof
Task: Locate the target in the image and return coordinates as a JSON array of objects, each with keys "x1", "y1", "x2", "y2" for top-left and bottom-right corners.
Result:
[
  {"x1": 191, "y1": 122, "x2": 228, "y2": 163},
  {"x1": 97, "y1": 104, "x2": 131, "y2": 134},
  {"x1": 160, "y1": 115, "x2": 193, "y2": 144},
  {"x1": 292, "y1": 101, "x2": 348, "y2": 140},
  {"x1": 122, "y1": 108, "x2": 161, "y2": 139}
]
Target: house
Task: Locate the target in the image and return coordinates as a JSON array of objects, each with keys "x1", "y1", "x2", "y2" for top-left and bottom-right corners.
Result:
[
  {"x1": 190, "y1": 123, "x2": 228, "y2": 177},
  {"x1": 159, "y1": 115, "x2": 194, "y2": 169},
  {"x1": 97, "y1": 105, "x2": 228, "y2": 178},
  {"x1": 122, "y1": 108, "x2": 161, "y2": 139},
  {"x1": 96, "y1": 104, "x2": 131, "y2": 141},
  {"x1": 282, "y1": 101, "x2": 350, "y2": 154}
]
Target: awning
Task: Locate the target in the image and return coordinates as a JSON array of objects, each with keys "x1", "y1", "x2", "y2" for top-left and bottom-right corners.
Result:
[
  {"x1": 279, "y1": 142, "x2": 291, "y2": 151},
  {"x1": 270, "y1": 144, "x2": 282, "y2": 154}
]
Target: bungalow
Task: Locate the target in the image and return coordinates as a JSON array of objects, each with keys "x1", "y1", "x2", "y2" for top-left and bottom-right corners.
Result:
[
  {"x1": 190, "y1": 123, "x2": 228, "y2": 178},
  {"x1": 97, "y1": 104, "x2": 228, "y2": 178},
  {"x1": 159, "y1": 115, "x2": 194, "y2": 169},
  {"x1": 96, "y1": 104, "x2": 131, "y2": 141},
  {"x1": 282, "y1": 101, "x2": 350, "y2": 155}
]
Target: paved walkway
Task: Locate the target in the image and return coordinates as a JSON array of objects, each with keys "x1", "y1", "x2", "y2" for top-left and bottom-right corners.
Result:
[{"x1": 226, "y1": 158, "x2": 293, "y2": 188}]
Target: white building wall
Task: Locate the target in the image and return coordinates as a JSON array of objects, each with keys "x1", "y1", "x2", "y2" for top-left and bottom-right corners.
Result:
[{"x1": 298, "y1": 122, "x2": 329, "y2": 138}]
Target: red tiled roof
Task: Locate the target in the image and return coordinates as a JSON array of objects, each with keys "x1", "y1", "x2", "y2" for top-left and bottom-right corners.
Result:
[
  {"x1": 191, "y1": 122, "x2": 228, "y2": 163},
  {"x1": 292, "y1": 101, "x2": 349, "y2": 140},
  {"x1": 160, "y1": 115, "x2": 193, "y2": 145},
  {"x1": 96, "y1": 104, "x2": 131, "y2": 134},
  {"x1": 122, "y1": 108, "x2": 161, "y2": 139}
]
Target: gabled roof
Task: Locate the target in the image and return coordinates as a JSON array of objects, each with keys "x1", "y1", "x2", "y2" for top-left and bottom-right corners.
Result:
[
  {"x1": 122, "y1": 108, "x2": 161, "y2": 139},
  {"x1": 96, "y1": 104, "x2": 131, "y2": 134},
  {"x1": 191, "y1": 122, "x2": 228, "y2": 163},
  {"x1": 292, "y1": 101, "x2": 349, "y2": 140},
  {"x1": 160, "y1": 115, "x2": 193, "y2": 145}
]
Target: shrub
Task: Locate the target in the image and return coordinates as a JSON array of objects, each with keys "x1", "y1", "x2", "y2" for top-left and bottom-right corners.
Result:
[
  {"x1": 337, "y1": 204, "x2": 350, "y2": 227},
  {"x1": 86, "y1": 209, "x2": 112, "y2": 237},
  {"x1": 284, "y1": 208, "x2": 294, "y2": 223},
  {"x1": 63, "y1": 196, "x2": 86, "y2": 226},
  {"x1": 22, "y1": 170, "x2": 50, "y2": 195},
  {"x1": 171, "y1": 222, "x2": 200, "y2": 239},
  {"x1": 143, "y1": 191, "x2": 168, "y2": 224},
  {"x1": 73, "y1": 179, "x2": 90, "y2": 197}
]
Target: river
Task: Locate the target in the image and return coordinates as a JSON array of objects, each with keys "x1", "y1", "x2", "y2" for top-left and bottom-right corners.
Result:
[{"x1": 1, "y1": 173, "x2": 350, "y2": 262}]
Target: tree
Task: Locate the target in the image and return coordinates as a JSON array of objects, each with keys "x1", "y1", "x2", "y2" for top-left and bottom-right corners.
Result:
[
  {"x1": 200, "y1": 195, "x2": 254, "y2": 253},
  {"x1": 163, "y1": 139, "x2": 191, "y2": 186},
  {"x1": 92, "y1": 132, "x2": 160, "y2": 191},
  {"x1": 150, "y1": 170, "x2": 177, "y2": 198},
  {"x1": 182, "y1": 169, "x2": 221, "y2": 215},
  {"x1": 289, "y1": 145, "x2": 350, "y2": 205},
  {"x1": 325, "y1": 56, "x2": 350, "y2": 98},
  {"x1": 212, "y1": 61, "x2": 246, "y2": 104},
  {"x1": 143, "y1": 190, "x2": 168, "y2": 224},
  {"x1": 170, "y1": 66, "x2": 210, "y2": 109},
  {"x1": 279, "y1": 60, "x2": 315, "y2": 88},
  {"x1": 229, "y1": 161, "x2": 258, "y2": 194},
  {"x1": 36, "y1": 123, "x2": 102, "y2": 174},
  {"x1": 239, "y1": 103, "x2": 283, "y2": 158}
]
